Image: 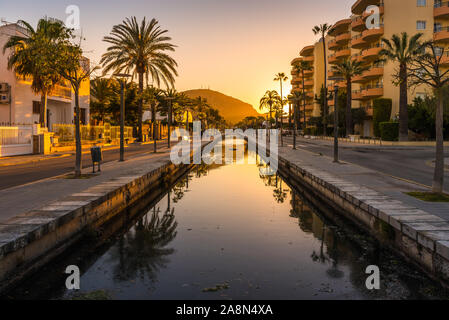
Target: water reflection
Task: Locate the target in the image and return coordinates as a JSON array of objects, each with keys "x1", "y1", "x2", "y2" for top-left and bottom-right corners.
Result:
[{"x1": 4, "y1": 147, "x2": 449, "y2": 300}]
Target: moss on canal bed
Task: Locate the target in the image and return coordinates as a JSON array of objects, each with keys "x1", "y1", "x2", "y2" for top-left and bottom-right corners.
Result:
[
  {"x1": 70, "y1": 290, "x2": 111, "y2": 300},
  {"x1": 406, "y1": 192, "x2": 449, "y2": 203}
]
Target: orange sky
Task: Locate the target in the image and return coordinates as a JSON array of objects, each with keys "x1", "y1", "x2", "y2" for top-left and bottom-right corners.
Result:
[{"x1": 1, "y1": 0, "x2": 355, "y2": 112}]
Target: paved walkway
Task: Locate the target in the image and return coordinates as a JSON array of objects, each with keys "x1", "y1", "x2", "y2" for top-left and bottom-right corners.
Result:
[
  {"x1": 0, "y1": 145, "x2": 174, "y2": 224},
  {"x1": 278, "y1": 144, "x2": 449, "y2": 221}
]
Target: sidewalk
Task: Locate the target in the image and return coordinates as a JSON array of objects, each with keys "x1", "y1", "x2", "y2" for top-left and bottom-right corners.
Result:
[
  {"x1": 278, "y1": 145, "x2": 449, "y2": 220},
  {"x1": 0, "y1": 145, "x2": 173, "y2": 223}
]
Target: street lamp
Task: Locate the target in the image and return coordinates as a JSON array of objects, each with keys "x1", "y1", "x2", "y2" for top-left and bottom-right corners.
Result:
[
  {"x1": 114, "y1": 73, "x2": 132, "y2": 162},
  {"x1": 165, "y1": 96, "x2": 175, "y2": 149},
  {"x1": 328, "y1": 75, "x2": 344, "y2": 163}
]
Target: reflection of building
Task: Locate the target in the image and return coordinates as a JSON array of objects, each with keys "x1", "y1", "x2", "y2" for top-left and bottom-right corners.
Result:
[
  {"x1": 0, "y1": 23, "x2": 90, "y2": 128},
  {"x1": 291, "y1": 0, "x2": 442, "y2": 137}
]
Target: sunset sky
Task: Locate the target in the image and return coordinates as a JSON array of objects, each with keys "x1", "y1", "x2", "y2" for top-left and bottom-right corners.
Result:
[{"x1": 1, "y1": 0, "x2": 355, "y2": 112}]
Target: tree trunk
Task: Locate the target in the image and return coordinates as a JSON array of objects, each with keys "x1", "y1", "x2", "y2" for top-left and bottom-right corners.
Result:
[
  {"x1": 322, "y1": 37, "x2": 328, "y2": 136},
  {"x1": 152, "y1": 105, "x2": 157, "y2": 153},
  {"x1": 433, "y1": 89, "x2": 444, "y2": 194},
  {"x1": 293, "y1": 101, "x2": 298, "y2": 149},
  {"x1": 288, "y1": 103, "x2": 292, "y2": 130},
  {"x1": 346, "y1": 78, "x2": 353, "y2": 136},
  {"x1": 74, "y1": 86, "x2": 82, "y2": 177},
  {"x1": 40, "y1": 93, "x2": 48, "y2": 129},
  {"x1": 399, "y1": 64, "x2": 409, "y2": 142},
  {"x1": 138, "y1": 73, "x2": 144, "y2": 141},
  {"x1": 302, "y1": 70, "x2": 307, "y2": 132}
]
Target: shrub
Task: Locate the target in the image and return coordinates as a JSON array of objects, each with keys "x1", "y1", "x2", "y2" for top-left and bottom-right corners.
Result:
[
  {"x1": 373, "y1": 98, "x2": 392, "y2": 137},
  {"x1": 380, "y1": 121, "x2": 399, "y2": 141}
]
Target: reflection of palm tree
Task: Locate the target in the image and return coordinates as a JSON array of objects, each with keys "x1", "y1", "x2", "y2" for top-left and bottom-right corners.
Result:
[
  {"x1": 273, "y1": 178, "x2": 287, "y2": 203},
  {"x1": 109, "y1": 206, "x2": 178, "y2": 283}
]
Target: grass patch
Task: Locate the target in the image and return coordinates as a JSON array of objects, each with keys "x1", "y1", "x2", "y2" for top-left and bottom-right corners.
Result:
[
  {"x1": 62, "y1": 173, "x2": 99, "y2": 180},
  {"x1": 406, "y1": 192, "x2": 449, "y2": 202}
]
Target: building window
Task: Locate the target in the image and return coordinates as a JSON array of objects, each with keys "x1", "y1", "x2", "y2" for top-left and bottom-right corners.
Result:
[
  {"x1": 417, "y1": 21, "x2": 426, "y2": 30},
  {"x1": 417, "y1": 0, "x2": 426, "y2": 7},
  {"x1": 32, "y1": 101, "x2": 41, "y2": 114}
]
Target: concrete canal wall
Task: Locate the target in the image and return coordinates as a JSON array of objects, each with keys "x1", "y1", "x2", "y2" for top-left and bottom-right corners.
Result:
[
  {"x1": 0, "y1": 143, "x2": 205, "y2": 293},
  {"x1": 276, "y1": 149, "x2": 449, "y2": 287}
]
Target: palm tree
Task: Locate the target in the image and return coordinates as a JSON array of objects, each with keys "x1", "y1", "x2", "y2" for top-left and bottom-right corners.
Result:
[
  {"x1": 101, "y1": 17, "x2": 178, "y2": 141},
  {"x1": 259, "y1": 90, "x2": 281, "y2": 130},
  {"x1": 3, "y1": 18, "x2": 68, "y2": 128},
  {"x1": 331, "y1": 58, "x2": 368, "y2": 136},
  {"x1": 91, "y1": 78, "x2": 113, "y2": 124},
  {"x1": 313, "y1": 23, "x2": 332, "y2": 135},
  {"x1": 379, "y1": 32, "x2": 423, "y2": 141},
  {"x1": 293, "y1": 60, "x2": 313, "y2": 131}
]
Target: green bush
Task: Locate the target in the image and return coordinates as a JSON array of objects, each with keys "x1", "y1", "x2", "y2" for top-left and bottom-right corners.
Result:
[
  {"x1": 373, "y1": 98, "x2": 392, "y2": 137},
  {"x1": 380, "y1": 122, "x2": 399, "y2": 141}
]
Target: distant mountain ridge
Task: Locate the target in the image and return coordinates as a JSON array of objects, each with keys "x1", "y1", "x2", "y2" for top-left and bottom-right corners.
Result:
[{"x1": 182, "y1": 89, "x2": 260, "y2": 124}]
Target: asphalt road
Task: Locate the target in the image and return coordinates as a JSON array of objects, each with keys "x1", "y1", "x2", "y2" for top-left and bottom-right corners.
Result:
[
  {"x1": 285, "y1": 137, "x2": 449, "y2": 192},
  {"x1": 0, "y1": 141, "x2": 169, "y2": 191}
]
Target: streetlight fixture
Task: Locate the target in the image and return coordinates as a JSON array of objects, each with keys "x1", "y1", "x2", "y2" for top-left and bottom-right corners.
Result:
[
  {"x1": 328, "y1": 74, "x2": 344, "y2": 163},
  {"x1": 114, "y1": 73, "x2": 132, "y2": 162}
]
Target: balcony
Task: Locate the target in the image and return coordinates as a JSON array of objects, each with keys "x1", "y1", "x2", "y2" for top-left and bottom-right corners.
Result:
[
  {"x1": 351, "y1": 35, "x2": 368, "y2": 49},
  {"x1": 291, "y1": 57, "x2": 302, "y2": 66},
  {"x1": 329, "y1": 19, "x2": 352, "y2": 36},
  {"x1": 328, "y1": 70, "x2": 335, "y2": 78},
  {"x1": 300, "y1": 45, "x2": 315, "y2": 57},
  {"x1": 291, "y1": 77, "x2": 301, "y2": 84},
  {"x1": 336, "y1": 48, "x2": 351, "y2": 59},
  {"x1": 434, "y1": 26, "x2": 449, "y2": 42},
  {"x1": 362, "y1": 85, "x2": 383, "y2": 98},
  {"x1": 304, "y1": 69, "x2": 314, "y2": 75},
  {"x1": 361, "y1": 46, "x2": 382, "y2": 62},
  {"x1": 352, "y1": 75, "x2": 366, "y2": 83},
  {"x1": 439, "y1": 52, "x2": 449, "y2": 67},
  {"x1": 304, "y1": 79, "x2": 314, "y2": 87},
  {"x1": 303, "y1": 56, "x2": 314, "y2": 62},
  {"x1": 49, "y1": 85, "x2": 72, "y2": 100},
  {"x1": 352, "y1": 0, "x2": 381, "y2": 15},
  {"x1": 336, "y1": 33, "x2": 351, "y2": 45},
  {"x1": 291, "y1": 69, "x2": 298, "y2": 76},
  {"x1": 362, "y1": 4, "x2": 384, "y2": 20},
  {"x1": 351, "y1": 53, "x2": 364, "y2": 63},
  {"x1": 435, "y1": 2, "x2": 449, "y2": 19},
  {"x1": 351, "y1": 17, "x2": 366, "y2": 32},
  {"x1": 328, "y1": 39, "x2": 340, "y2": 50},
  {"x1": 352, "y1": 90, "x2": 364, "y2": 100},
  {"x1": 362, "y1": 26, "x2": 384, "y2": 42},
  {"x1": 362, "y1": 67, "x2": 384, "y2": 79},
  {"x1": 328, "y1": 99, "x2": 335, "y2": 107},
  {"x1": 328, "y1": 54, "x2": 338, "y2": 64}
]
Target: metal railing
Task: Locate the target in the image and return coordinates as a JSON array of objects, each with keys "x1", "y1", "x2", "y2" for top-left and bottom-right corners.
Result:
[{"x1": 52, "y1": 123, "x2": 133, "y2": 142}]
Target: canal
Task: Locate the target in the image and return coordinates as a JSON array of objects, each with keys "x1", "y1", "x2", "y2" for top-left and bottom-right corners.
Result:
[{"x1": 3, "y1": 145, "x2": 449, "y2": 300}]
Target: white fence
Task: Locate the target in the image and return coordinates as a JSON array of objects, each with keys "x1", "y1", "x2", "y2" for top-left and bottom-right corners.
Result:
[{"x1": 0, "y1": 125, "x2": 34, "y2": 156}]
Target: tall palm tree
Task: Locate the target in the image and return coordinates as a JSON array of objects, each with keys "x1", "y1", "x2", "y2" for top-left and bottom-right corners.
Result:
[
  {"x1": 313, "y1": 23, "x2": 332, "y2": 135},
  {"x1": 259, "y1": 90, "x2": 281, "y2": 130},
  {"x1": 101, "y1": 17, "x2": 178, "y2": 141},
  {"x1": 274, "y1": 72, "x2": 288, "y2": 125},
  {"x1": 293, "y1": 60, "x2": 313, "y2": 131},
  {"x1": 331, "y1": 58, "x2": 368, "y2": 136},
  {"x1": 3, "y1": 18, "x2": 68, "y2": 128},
  {"x1": 379, "y1": 32, "x2": 423, "y2": 141}
]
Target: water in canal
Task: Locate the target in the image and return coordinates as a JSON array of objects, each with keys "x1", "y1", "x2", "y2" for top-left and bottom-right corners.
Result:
[{"x1": 5, "y1": 145, "x2": 449, "y2": 300}]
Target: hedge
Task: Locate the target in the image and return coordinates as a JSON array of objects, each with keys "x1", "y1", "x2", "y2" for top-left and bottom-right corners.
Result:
[
  {"x1": 373, "y1": 98, "x2": 392, "y2": 137},
  {"x1": 380, "y1": 122, "x2": 399, "y2": 141}
]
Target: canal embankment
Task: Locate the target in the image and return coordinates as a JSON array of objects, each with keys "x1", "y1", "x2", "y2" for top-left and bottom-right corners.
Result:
[
  {"x1": 273, "y1": 143, "x2": 449, "y2": 286},
  {"x1": 0, "y1": 142, "x2": 206, "y2": 293}
]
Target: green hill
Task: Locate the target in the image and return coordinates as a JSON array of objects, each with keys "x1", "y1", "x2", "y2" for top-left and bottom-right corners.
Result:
[{"x1": 183, "y1": 89, "x2": 260, "y2": 124}]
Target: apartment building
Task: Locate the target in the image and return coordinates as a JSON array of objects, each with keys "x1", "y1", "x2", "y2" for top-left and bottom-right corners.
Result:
[
  {"x1": 0, "y1": 23, "x2": 90, "y2": 129},
  {"x1": 291, "y1": 0, "x2": 443, "y2": 137}
]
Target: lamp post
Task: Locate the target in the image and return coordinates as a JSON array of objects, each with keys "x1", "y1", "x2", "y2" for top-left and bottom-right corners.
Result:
[
  {"x1": 114, "y1": 73, "x2": 131, "y2": 162},
  {"x1": 328, "y1": 75, "x2": 343, "y2": 163},
  {"x1": 165, "y1": 96, "x2": 175, "y2": 148}
]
